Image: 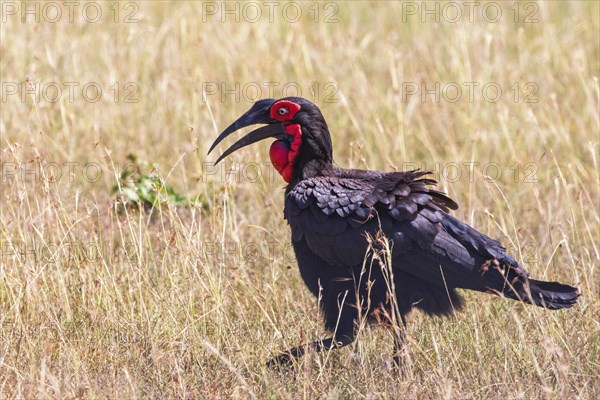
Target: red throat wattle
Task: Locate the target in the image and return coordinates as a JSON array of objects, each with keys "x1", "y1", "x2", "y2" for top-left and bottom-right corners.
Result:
[{"x1": 269, "y1": 124, "x2": 302, "y2": 182}]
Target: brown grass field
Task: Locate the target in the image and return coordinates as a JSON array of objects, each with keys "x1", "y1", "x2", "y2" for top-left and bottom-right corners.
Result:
[{"x1": 1, "y1": 1, "x2": 599, "y2": 398}]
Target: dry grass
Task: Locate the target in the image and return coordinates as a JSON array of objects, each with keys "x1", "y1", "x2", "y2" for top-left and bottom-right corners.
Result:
[{"x1": 1, "y1": 1, "x2": 599, "y2": 399}]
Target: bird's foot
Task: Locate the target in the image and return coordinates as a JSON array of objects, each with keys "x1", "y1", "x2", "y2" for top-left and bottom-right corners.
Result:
[{"x1": 266, "y1": 351, "x2": 296, "y2": 370}]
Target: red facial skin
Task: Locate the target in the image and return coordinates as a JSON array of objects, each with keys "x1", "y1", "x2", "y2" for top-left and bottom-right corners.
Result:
[
  {"x1": 268, "y1": 100, "x2": 302, "y2": 182},
  {"x1": 269, "y1": 100, "x2": 301, "y2": 121},
  {"x1": 269, "y1": 124, "x2": 302, "y2": 182}
]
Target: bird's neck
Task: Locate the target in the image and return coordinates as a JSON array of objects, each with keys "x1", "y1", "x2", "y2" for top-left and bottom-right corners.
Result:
[
  {"x1": 285, "y1": 159, "x2": 337, "y2": 193},
  {"x1": 297, "y1": 158, "x2": 335, "y2": 178},
  {"x1": 283, "y1": 122, "x2": 335, "y2": 185}
]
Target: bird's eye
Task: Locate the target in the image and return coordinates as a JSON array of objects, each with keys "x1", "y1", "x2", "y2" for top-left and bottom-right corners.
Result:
[{"x1": 278, "y1": 107, "x2": 289, "y2": 116}]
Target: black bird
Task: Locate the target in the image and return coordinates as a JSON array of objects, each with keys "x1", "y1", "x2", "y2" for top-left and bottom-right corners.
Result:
[{"x1": 208, "y1": 97, "x2": 580, "y2": 367}]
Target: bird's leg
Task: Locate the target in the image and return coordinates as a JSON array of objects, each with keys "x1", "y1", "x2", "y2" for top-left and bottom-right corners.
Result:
[
  {"x1": 266, "y1": 333, "x2": 355, "y2": 369},
  {"x1": 392, "y1": 314, "x2": 408, "y2": 370}
]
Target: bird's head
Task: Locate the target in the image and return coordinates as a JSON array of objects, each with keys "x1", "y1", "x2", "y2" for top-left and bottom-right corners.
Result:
[{"x1": 208, "y1": 97, "x2": 333, "y2": 183}]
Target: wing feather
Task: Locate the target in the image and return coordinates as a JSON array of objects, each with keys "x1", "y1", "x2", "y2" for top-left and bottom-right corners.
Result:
[{"x1": 284, "y1": 169, "x2": 529, "y2": 295}]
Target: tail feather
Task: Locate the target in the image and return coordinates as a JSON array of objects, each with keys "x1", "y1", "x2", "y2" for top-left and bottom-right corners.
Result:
[{"x1": 505, "y1": 279, "x2": 580, "y2": 309}]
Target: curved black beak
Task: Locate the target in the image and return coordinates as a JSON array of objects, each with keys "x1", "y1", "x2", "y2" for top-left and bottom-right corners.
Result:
[
  {"x1": 208, "y1": 99, "x2": 285, "y2": 164},
  {"x1": 211, "y1": 123, "x2": 285, "y2": 165}
]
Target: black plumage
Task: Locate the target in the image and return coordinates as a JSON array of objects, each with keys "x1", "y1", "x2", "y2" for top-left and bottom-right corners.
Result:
[{"x1": 208, "y1": 97, "x2": 580, "y2": 368}]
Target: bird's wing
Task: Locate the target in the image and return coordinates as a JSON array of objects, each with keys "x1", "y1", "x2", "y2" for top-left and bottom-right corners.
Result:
[{"x1": 285, "y1": 169, "x2": 530, "y2": 292}]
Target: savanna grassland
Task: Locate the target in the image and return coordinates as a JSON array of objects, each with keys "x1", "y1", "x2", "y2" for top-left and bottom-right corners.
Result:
[{"x1": 1, "y1": 1, "x2": 599, "y2": 399}]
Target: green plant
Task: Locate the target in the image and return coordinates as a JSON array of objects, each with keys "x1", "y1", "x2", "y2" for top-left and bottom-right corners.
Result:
[{"x1": 112, "y1": 154, "x2": 204, "y2": 212}]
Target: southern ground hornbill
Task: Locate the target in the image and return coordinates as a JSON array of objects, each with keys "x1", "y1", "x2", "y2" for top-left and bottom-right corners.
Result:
[{"x1": 208, "y1": 97, "x2": 580, "y2": 368}]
